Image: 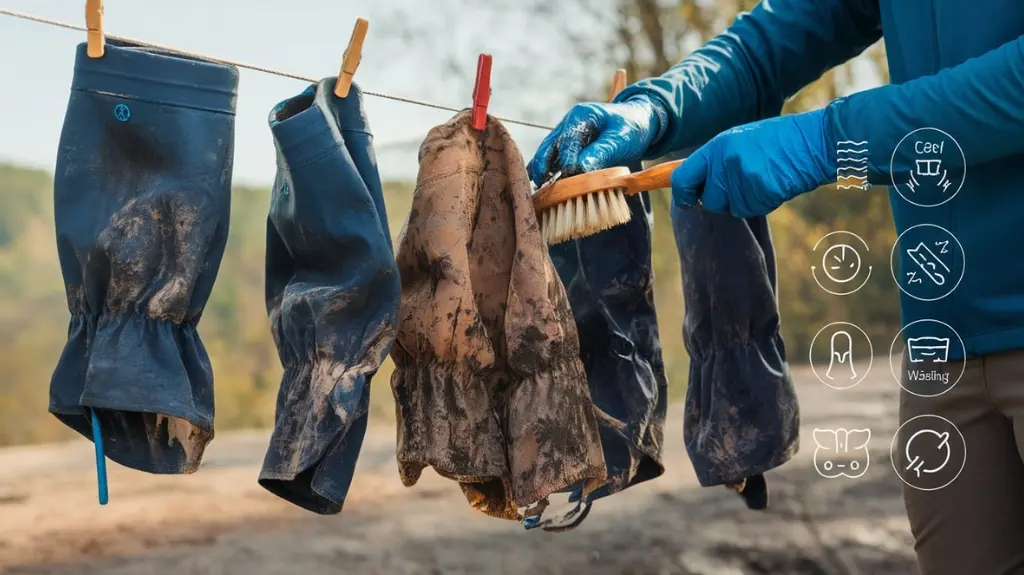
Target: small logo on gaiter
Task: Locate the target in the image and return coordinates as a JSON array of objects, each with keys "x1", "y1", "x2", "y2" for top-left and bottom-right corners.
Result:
[{"x1": 113, "y1": 104, "x2": 131, "y2": 122}]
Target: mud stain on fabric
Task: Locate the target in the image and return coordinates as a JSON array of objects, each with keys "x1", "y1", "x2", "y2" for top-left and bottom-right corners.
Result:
[
  {"x1": 100, "y1": 196, "x2": 207, "y2": 323},
  {"x1": 153, "y1": 414, "x2": 201, "y2": 463},
  {"x1": 257, "y1": 78, "x2": 403, "y2": 514},
  {"x1": 392, "y1": 111, "x2": 607, "y2": 520}
]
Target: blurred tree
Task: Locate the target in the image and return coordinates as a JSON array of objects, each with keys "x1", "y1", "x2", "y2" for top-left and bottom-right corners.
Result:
[{"x1": 404, "y1": 0, "x2": 902, "y2": 375}]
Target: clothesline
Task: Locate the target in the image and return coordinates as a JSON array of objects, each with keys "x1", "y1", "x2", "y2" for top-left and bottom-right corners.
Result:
[{"x1": 0, "y1": 8, "x2": 557, "y2": 131}]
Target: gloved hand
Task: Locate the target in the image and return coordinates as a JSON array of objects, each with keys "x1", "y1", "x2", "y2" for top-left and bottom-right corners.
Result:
[
  {"x1": 527, "y1": 96, "x2": 664, "y2": 186},
  {"x1": 671, "y1": 108, "x2": 835, "y2": 218}
]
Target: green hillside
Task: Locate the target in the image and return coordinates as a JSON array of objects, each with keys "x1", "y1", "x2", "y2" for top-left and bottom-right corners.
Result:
[{"x1": 0, "y1": 161, "x2": 899, "y2": 447}]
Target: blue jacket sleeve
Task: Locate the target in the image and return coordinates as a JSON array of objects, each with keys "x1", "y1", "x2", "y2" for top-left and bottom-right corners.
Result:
[
  {"x1": 827, "y1": 35, "x2": 1024, "y2": 184},
  {"x1": 614, "y1": 0, "x2": 882, "y2": 158}
]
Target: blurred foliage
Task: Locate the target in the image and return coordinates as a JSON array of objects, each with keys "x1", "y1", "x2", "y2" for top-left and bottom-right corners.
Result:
[
  {"x1": 0, "y1": 170, "x2": 899, "y2": 448},
  {"x1": 0, "y1": 0, "x2": 901, "y2": 447}
]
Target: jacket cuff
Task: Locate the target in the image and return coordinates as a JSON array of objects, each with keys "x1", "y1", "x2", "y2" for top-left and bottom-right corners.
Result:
[
  {"x1": 613, "y1": 92, "x2": 672, "y2": 160},
  {"x1": 824, "y1": 95, "x2": 883, "y2": 188},
  {"x1": 806, "y1": 105, "x2": 841, "y2": 191}
]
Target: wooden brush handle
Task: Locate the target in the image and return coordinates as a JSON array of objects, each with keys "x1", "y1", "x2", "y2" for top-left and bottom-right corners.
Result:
[{"x1": 626, "y1": 159, "x2": 683, "y2": 194}]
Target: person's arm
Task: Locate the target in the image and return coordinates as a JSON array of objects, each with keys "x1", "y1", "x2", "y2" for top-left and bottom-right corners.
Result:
[
  {"x1": 614, "y1": 0, "x2": 882, "y2": 158},
  {"x1": 828, "y1": 35, "x2": 1024, "y2": 184}
]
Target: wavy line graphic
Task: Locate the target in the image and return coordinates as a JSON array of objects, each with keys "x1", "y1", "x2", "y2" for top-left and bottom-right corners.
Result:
[
  {"x1": 837, "y1": 140, "x2": 868, "y2": 145},
  {"x1": 837, "y1": 157, "x2": 868, "y2": 163},
  {"x1": 837, "y1": 149, "x2": 868, "y2": 154},
  {"x1": 837, "y1": 174, "x2": 868, "y2": 190}
]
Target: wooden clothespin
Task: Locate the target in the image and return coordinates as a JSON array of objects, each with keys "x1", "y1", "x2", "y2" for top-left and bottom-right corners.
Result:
[
  {"x1": 334, "y1": 18, "x2": 368, "y2": 98},
  {"x1": 471, "y1": 54, "x2": 492, "y2": 131},
  {"x1": 85, "y1": 0, "x2": 105, "y2": 59},
  {"x1": 608, "y1": 68, "x2": 627, "y2": 102}
]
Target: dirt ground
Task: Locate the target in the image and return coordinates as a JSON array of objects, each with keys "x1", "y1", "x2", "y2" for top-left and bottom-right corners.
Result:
[{"x1": 0, "y1": 365, "x2": 919, "y2": 575}]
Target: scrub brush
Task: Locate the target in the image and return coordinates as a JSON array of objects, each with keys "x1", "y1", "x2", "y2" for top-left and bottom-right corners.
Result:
[{"x1": 533, "y1": 159, "x2": 682, "y2": 245}]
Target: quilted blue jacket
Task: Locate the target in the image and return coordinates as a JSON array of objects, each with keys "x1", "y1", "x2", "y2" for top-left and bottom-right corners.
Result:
[{"x1": 617, "y1": 0, "x2": 1024, "y2": 359}]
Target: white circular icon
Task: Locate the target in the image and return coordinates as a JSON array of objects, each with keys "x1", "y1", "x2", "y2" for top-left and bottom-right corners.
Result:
[
  {"x1": 823, "y1": 244, "x2": 862, "y2": 283},
  {"x1": 810, "y1": 322, "x2": 873, "y2": 390},
  {"x1": 813, "y1": 428, "x2": 871, "y2": 479},
  {"x1": 890, "y1": 223, "x2": 965, "y2": 302},
  {"x1": 890, "y1": 414, "x2": 966, "y2": 491},
  {"x1": 904, "y1": 429, "x2": 951, "y2": 476},
  {"x1": 811, "y1": 231, "x2": 872, "y2": 296},
  {"x1": 889, "y1": 319, "x2": 966, "y2": 397},
  {"x1": 890, "y1": 127, "x2": 966, "y2": 207}
]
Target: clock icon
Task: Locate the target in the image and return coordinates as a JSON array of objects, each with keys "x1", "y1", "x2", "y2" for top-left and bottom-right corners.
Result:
[
  {"x1": 811, "y1": 231, "x2": 873, "y2": 296},
  {"x1": 822, "y1": 243, "x2": 862, "y2": 284}
]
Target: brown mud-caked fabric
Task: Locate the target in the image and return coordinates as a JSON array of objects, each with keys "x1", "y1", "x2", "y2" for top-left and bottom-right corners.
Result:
[{"x1": 390, "y1": 111, "x2": 607, "y2": 520}]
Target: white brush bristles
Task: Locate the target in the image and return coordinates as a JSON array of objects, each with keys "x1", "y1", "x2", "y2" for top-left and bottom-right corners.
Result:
[{"x1": 539, "y1": 188, "x2": 632, "y2": 245}]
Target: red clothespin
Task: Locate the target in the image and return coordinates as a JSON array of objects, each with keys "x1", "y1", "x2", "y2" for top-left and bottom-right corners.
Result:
[{"x1": 471, "y1": 54, "x2": 492, "y2": 130}]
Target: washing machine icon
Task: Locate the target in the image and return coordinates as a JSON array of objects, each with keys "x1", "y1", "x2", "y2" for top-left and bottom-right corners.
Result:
[{"x1": 907, "y1": 336, "x2": 950, "y2": 363}]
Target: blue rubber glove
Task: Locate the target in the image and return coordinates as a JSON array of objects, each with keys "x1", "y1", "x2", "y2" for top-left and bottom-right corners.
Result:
[
  {"x1": 527, "y1": 96, "x2": 665, "y2": 186},
  {"x1": 671, "y1": 108, "x2": 835, "y2": 218}
]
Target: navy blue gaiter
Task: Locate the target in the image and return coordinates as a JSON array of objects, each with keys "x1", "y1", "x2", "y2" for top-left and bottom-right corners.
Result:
[
  {"x1": 258, "y1": 79, "x2": 400, "y2": 514},
  {"x1": 671, "y1": 204, "x2": 799, "y2": 509},
  {"x1": 548, "y1": 181, "x2": 669, "y2": 502},
  {"x1": 50, "y1": 41, "x2": 238, "y2": 474}
]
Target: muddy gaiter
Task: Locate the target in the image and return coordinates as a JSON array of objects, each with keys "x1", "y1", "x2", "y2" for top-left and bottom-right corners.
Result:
[
  {"x1": 671, "y1": 203, "x2": 800, "y2": 510},
  {"x1": 258, "y1": 80, "x2": 400, "y2": 514},
  {"x1": 391, "y1": 111, "x2": 606, "y2": 521},
  {"x1": 548, "y1": 175, "x2": 669, "y2": 503},
  {"x1": 49, "y1": 41, "x2": 237, "y2": 474}
]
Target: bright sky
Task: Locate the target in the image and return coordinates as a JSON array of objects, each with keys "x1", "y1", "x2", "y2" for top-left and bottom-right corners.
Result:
[{"x1": 0, "y1": 0, "x2": 584, "y2": 186}]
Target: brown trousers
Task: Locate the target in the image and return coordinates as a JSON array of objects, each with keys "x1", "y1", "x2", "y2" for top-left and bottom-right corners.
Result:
[{"x1": 901, "y1": 349, "x2": 1024, "y2": 574}]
